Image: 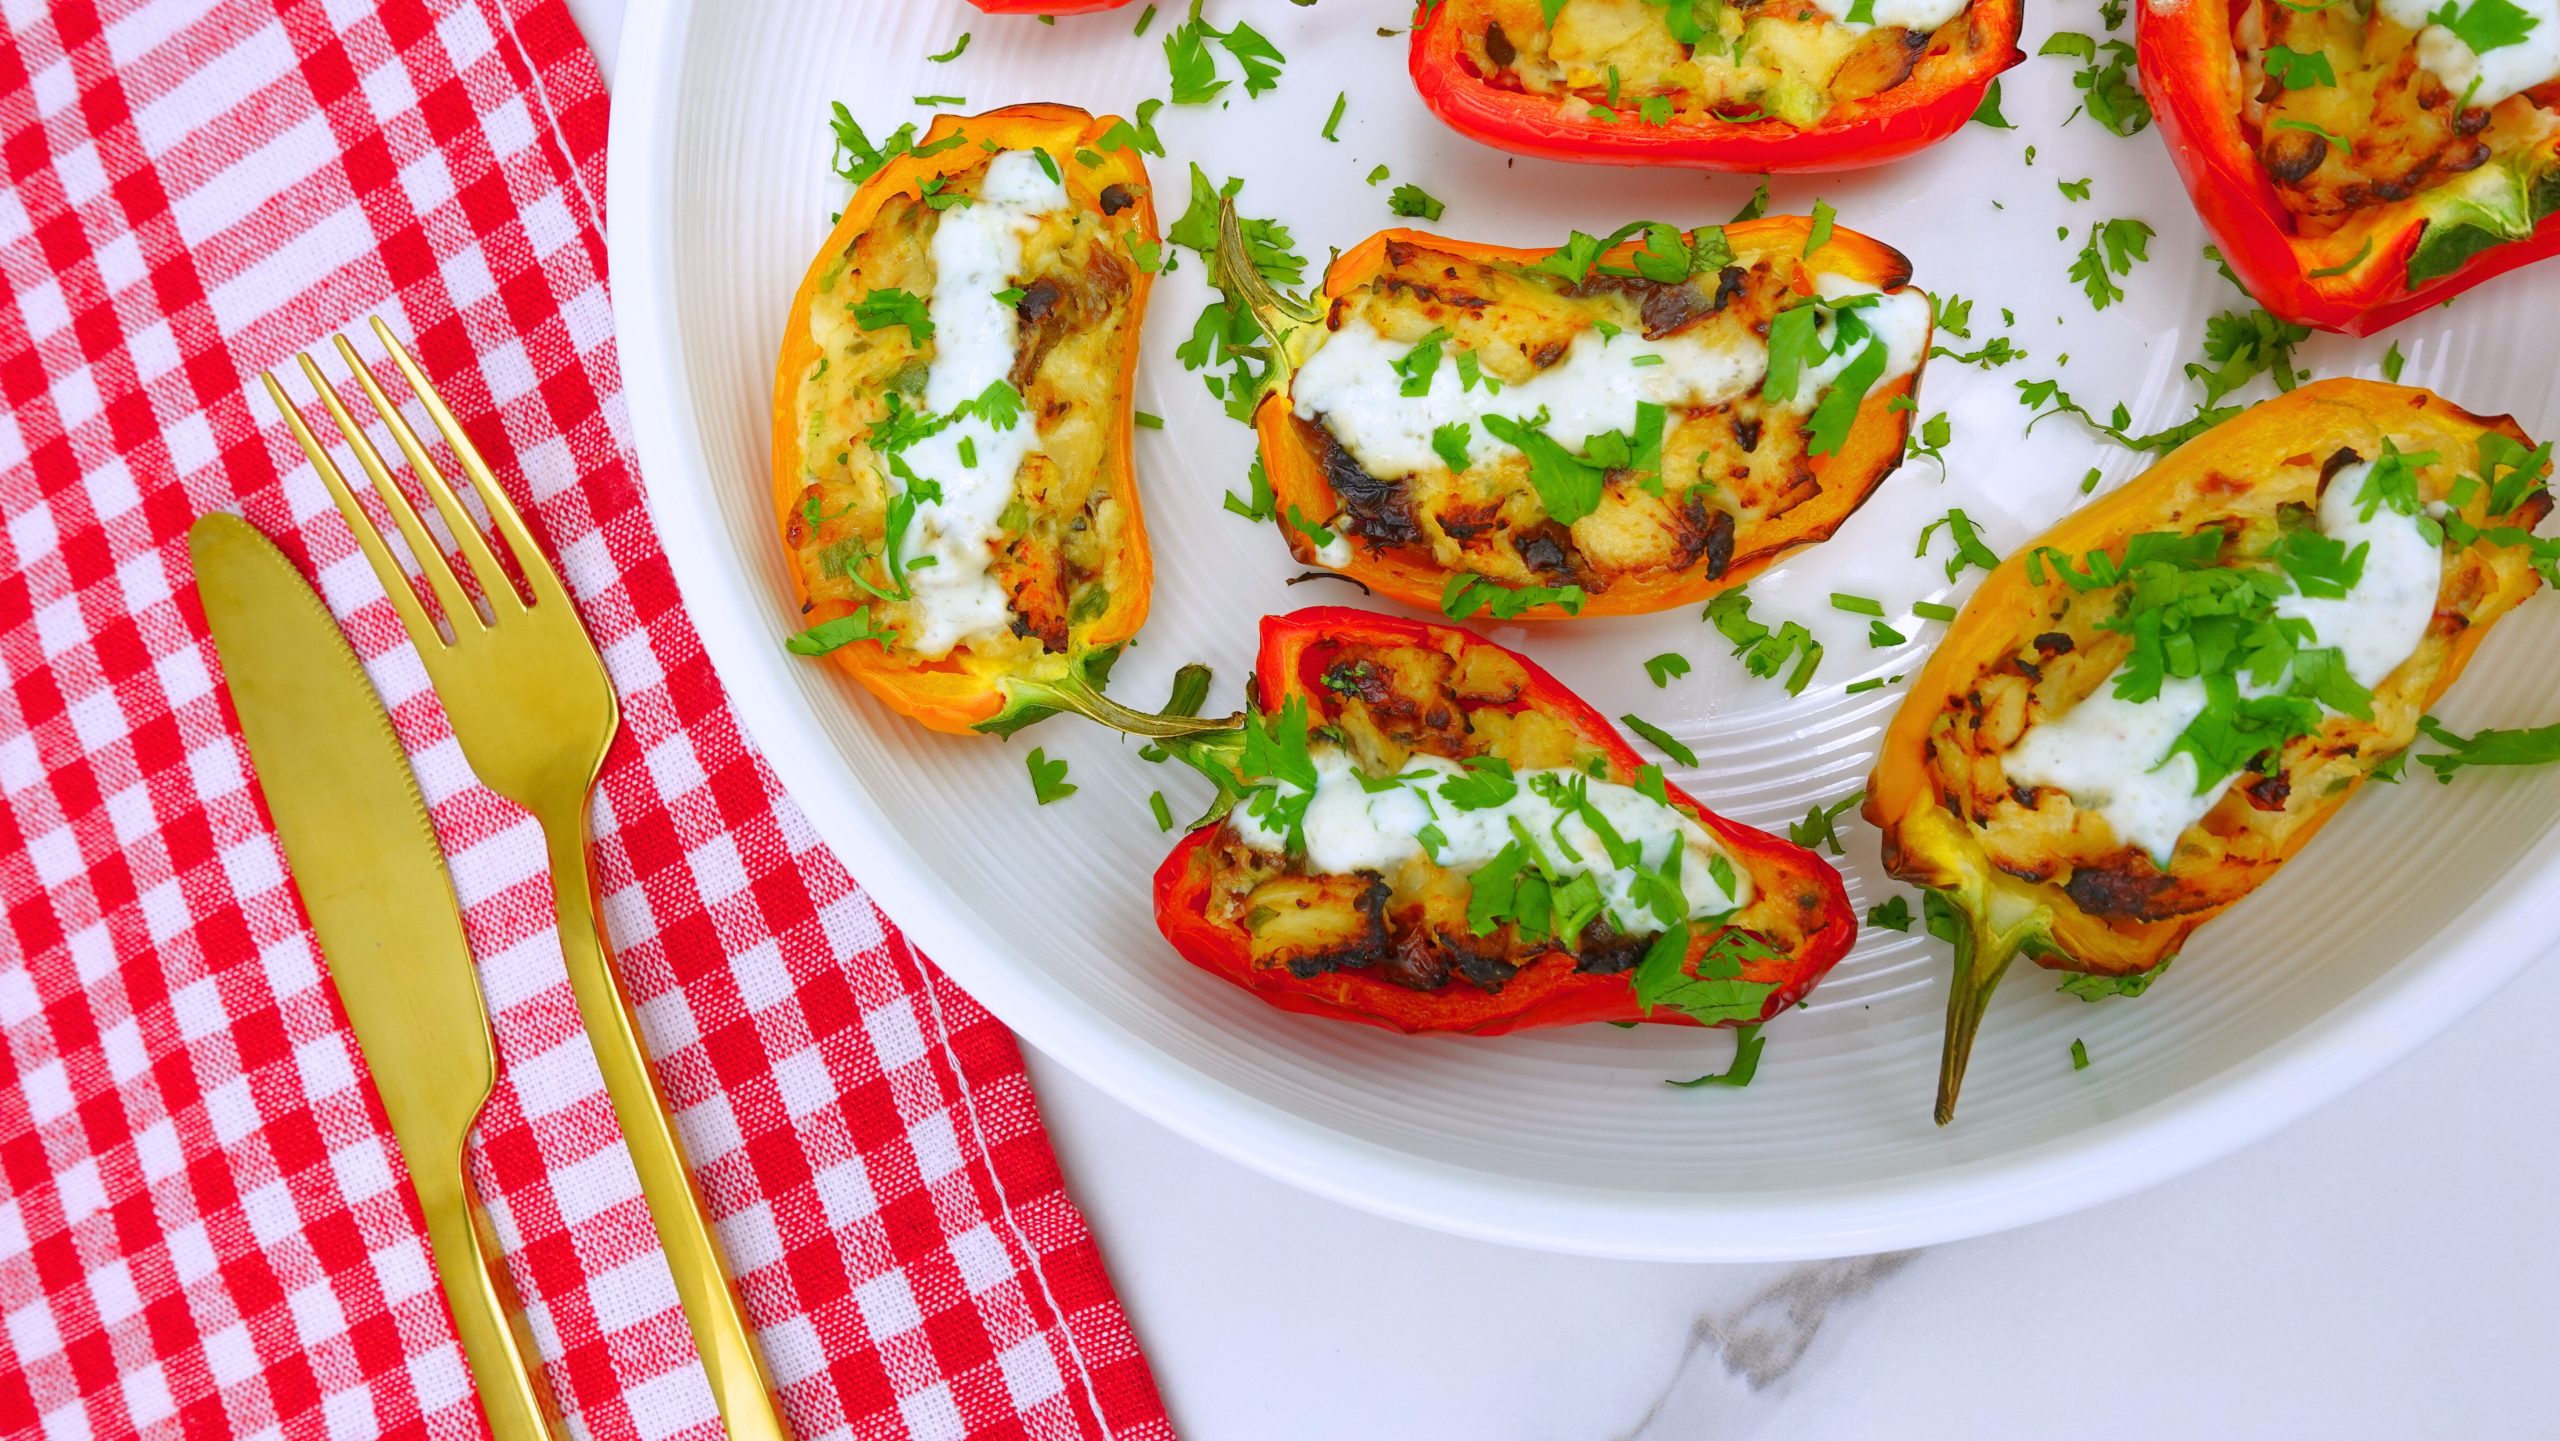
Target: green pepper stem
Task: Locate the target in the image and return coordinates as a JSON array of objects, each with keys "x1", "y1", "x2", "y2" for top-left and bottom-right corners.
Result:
[
  {"x1": 1215, "y1": 194, "x2": 1321, "y2": 405},
  {"x1": 1013, "y1": 668, "x2": 1241, "y2": 739},
  {"x1": 1929, "y1": 885, "x2": 2050, "y2": 1126}
]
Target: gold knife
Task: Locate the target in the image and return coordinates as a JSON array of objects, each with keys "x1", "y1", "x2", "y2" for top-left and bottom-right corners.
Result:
[{"x1": 190, "y1": 514, "x2": 562, "y2": 1441}]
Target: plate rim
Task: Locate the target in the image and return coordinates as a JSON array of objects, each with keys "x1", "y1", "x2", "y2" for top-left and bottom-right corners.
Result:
[{"x1": 603, "y1": 0, "x2": 2559, "y2": 1260}]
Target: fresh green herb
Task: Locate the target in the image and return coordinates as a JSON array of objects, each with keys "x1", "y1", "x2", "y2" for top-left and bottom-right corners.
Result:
[
  {"x1": 1905, "y1": 410, "x2": 1953, "y2": 469},
  {"x1": 927, "y1": 33, "x2": 971, "y2": 62},
  {"x1": 1789, "y1": 791, "x2": 1862, "y2": 856},
  {"x1": 2382, "y1": 341, "x2": 2407, "y2": 382},
  {"x1": 1702, "y1": 590, "x2": 1824, "y2": 695},
  {"x1": 785, "y1": 607, "x2": 894, "y2": 654},
  {"x1": 1620, "y1": 713, "x2": 1698, "y2": 768},
  {"x1": 1917, "y1": 508, "x2": 2001, "y2": 580},
  {"x1": 1668, "y1": 1024, "x2": 1767, "y2": 1088},
  {"x1": 1804, "y1": 198, "x2": 1836, "y2": 256},
  {"x1": 1806, "y1": 342, "x2": 1887, "y2": 456},
  {"x1": 1867, "y1": 619, "x2": 1907, "y2": 646},
  {"x1": 1934, "y1": 294, "x2": 1974, "y2": 337},
  {"x1": 1026, "y1": 748, "x2": 1077, "y2": 805},
  {"x1": 1731, "y1": 177, "x2": 1771, "y2": 221},
  {"x1": 1639, "y1": 95, "x2": 1676, "y2": 124},
  {"x1": 2308, "y1": 237, "x2": 2373, "y2": 278},
  {"x1": 1912, "y1": 600, "x2": 1958, "y2": 622},
  {"x1": 2187, "y1": 307, "x2": 2312, "y2": 407},
  {"x1": 1149, "y1": 791, "x2": 1174, "y2": 832},
  {"x1": 1366, "y1": 163, "x2": 1391, "y2": 185},
  {"x1": 2070, "y1": 217, "x2": 2155, "y2": 310},
  {"x1": 1431, "y1": 421, "x2": 1474, "y2": 473},
  {"x1": 1322, "y1": 91, "x2": 1348, "y2": 140},
  {"x1": 2412, "y1": 715, "x2": 2560, "y2": 782},
  {"x1": 1931, "y1": 335, "x2": 2026, "y2": 369},
  {"x1": 851, "y1": 287, "x2": 933, "y2": 345},
  {"x1": 1134, "y1": 411, "x2": 1165, "y2": 429},
  {"x1": 1134, "y1": 3, "x2": 1159, "y2": 33},
  {"x1": 1478, "y1": 411, "x2": 1606, "y2": 524},
  {"x1": 1866, "y1": 895, "x2": 1914, "y2": 931},
  {"x1": 1645, "y1": 652, "x2": 1692, "y2": 687},
  {"x1": 1971, "y1": 78, "x2": 2016, "y2": 128},
  {"x1": 1635, "y1": 924, "x2": 1783, "y2": 1026},
  {"x1": 1393, "y1": 328, "x2": 1452, "y2": 396},
  {"x1": 1223, "y1": 455, "x2": 1276, "y2": 521},
  {"x1": 2053, "y1": 36, "x2": 2151, "y2": 135},
  {"x1": 2426, "y1": 0, "x2": 2541, "y2": 54},
  {"x1": 2015, "y1": 375, "x2": 2244, "y2": 454},
  {"x1": 827, "y1": 104, "x2": 966, "y2": 190},
  {"x1": 1389, "y1": 183, "x2": 1446, "y2": 220},
  {"x1": 2071, "y1": 1038, "x2": 2092, "y2": 1071},
  {"x1": 913, "y1": 94, "x2": 965, "y2": 107},
  {"x1": 1166, "y1": 2, "x2": 1286, "y2": 103},
  {"x1": 2269, "y1": 116, "x2": 2350, "y2": 146},
  {"x1": 2058, "y1": 176, "x2": 2093, "y2": 202},
  {"x1": 2080, "y1": 466, "x2": 2104, "y2": 494},
  {"x1": 2263, "y1": 42, "x2": 2336, "y2": 88},
  {"x1": 1095, "y1": 98, "x2": 1168, "y2": 158},
  {"x1": 2058, "y1": 957, "x2": 2171, "y2": 999},
  {"x1": 1441, "y1": 573, "x2": 1587, "y2": 619},
  {"x1": 1284, "y1": 503, "x2": 1337, "y2": 550},
  {"x1": 1830, "y1": 593, "x2": 1885, "y2": 616}
]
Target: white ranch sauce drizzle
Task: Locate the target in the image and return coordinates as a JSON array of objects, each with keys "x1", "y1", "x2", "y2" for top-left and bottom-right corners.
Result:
[
  {"x1": 1229, "y1": 748, "x2": 1754, "y2": 932},
  {"x1": 1288, "y1": 275, "x2": 1930, "y2": 484},
  {"x1": 2376, "y1": 0, "x2": 2560, "y2": 107},
  {"x1": 1804, "y1": 0, "x2": 1971, "y2": 33},
  {"x1": 890, "y1": 150, "x2": 1067, "y2": 658},
  {"x1": 2001, "y1": 460, "x2": 2441, "y2": 865}
]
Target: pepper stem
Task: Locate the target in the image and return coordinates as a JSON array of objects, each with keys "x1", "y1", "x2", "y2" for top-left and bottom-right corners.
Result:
[
  {"x1": 1011, "y1": 666, "x2": 1241, "y2": 739},
  {"x1": 1215, "y1": 194, "x2": 1321, "y2": 405},
  {"x1": 1927, "y1": 886, "x2": 2048, "y2": 1126}
]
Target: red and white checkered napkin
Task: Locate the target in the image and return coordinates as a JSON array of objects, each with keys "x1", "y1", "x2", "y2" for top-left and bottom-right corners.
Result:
[{"x1": 0, "y1": 2, "x2": 1175, "y2": 1437}]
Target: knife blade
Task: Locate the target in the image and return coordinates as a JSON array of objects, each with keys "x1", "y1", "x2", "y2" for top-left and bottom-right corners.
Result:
[{"x1": 189, "y1": 513, "x2": 560, "y2": 1441}]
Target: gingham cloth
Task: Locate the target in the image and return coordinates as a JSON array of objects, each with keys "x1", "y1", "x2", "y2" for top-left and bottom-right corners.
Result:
[{"x1": 0, "y1": 2, "x2": 1175, "y2": 1438}]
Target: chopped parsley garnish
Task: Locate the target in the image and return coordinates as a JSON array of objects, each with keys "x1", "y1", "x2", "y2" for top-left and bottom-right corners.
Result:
[
  {"x1": 927, "y1": 33, "x2": 970, "y2": 62},
  {"x1": 1134, "y1": 3, "x2": 1159, "y2": 34},
  {"x1": 1830, "y1": 593, "x2": 1885, "y2": 617},
  {"x1": 1906, "y1": 410, "x2": 1953, "y2": 469},
  {"x1": 1441, "y1": 573, "x2": 1586, "y2": 619},
  {"x1": 2044, "y1": 35, "x2": 2151, "y2": 135},
  {"x1": 1366, "y1": 163, "x2": 1390, "y2": 185},
  {"x1": 913, "y1": 93, "x2": 965, "y2": 107},
  {"x1": 1635, "y1": 925, "x2": 1782, "y2": 1026},
  {"x1": 1971, "y1": 78, "x2": 2016, "y2": 128},
  {"x1": 1388, "y1": 183, "x2": 1446, "y2": 220},
  {"x1": 1804, "y1": 198, "x2": 1836, "y2": 257},
  {"x1": 786, "y1": 607, "x2": 894, "y2": 655},
  {"x1": 2071, "y1": 1038, "x2": 2091, "y2": 1071},
  {"x1": 2263, "y1": 43, "x2": 2335, "y2": 88},
  {"x1": 1149, "y1": 791, "x2": 1174, "y2": 832},
  {"x1": 2382, "y1": 341, "x2": 2407, "y2": 382},
  {"x1": 1788, "y1": 791, "x2": 1861, "y2": 856},
  {"x1": 1431, "y1": 421, "x2": 1474, "y2": 473},
  {"x1": 2270, "y1": 117, "x2": 2350, "y2": 147},
  {"x1": 1134, "y1": 411, "x2": 1164, "y2": 429},
  {"x1": 1668, "y1": 1023, "x2": 1766, "y2": 1088},
  {"x1": 2426, "y1": 0, "x2": 2541, "y2": 54},
  {"x1": 851, "y1": 287, "x2": 933, "y2": 345},
  {"x1": 1731, "y1": 177, "x2": 1771, "y2": 221},
  {"x1": 1620, "y1": 713, "x2": 1698, "y2": 768},
  {"x1": 2308, "y1": 237, "x2": 2373, "y2": 278},
  {"x1": 1865, "y1": 895, "x2": 1914, "y2": 931},
  {"x1": 1096, "y1": 99, "x2": 1168, "y2": 158},
  {"x1": 1222, "y1": 456, "x2": 1277, "y2": 522},
  {"x1": 1644, "y1": 652, "x2": 1692, "y2": 687},
  {"x1": 2058, "y1": 176, "x2": 2093, "y2": 202},
  {"x1": 1478, "y1": 411, "x2": 1607, "y2": 524},
  {"x1": 2069, "y1": 217, "x2": 2155, "y2": 310},
  {"x1": 1702, "y1": 590, "x2": 1823, "y2": 694},
  {"x1": 2059, "y1": 957, "x2": 2171, "y2": 999},
  {"x1": 826, "y1": 105, "x2": 965, "y2": 190},
  {"x1": 1917, "y1": 508, "x2": 2001, "y2": 580},
  {"x1": 1322, "y1": 91, "x2": 1348, "y2": 140},
  {"x1": 1165, "y1": 2, "x2": 1285, "y2": 104},
  {"x1": 2188, "y1": 308, "x2": 2311, "y2": 406},
  {"x1": 2413, "y1": 715, "x2": 2560, "y2": 782},
  {"x1": 1912, "y1": 600, "x2": 1958, "y2": 622},
  {"x1": 1026, "y1": 748, "x2": 1077, "y2": 805},
  {"x1": 1285, "y1": 504, "x2": 1337, "y2": 550}
]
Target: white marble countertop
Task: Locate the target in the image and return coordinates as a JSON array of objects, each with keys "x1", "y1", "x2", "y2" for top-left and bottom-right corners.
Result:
[{"x1": 577, "y1": 3, "x2": 2560, "y2": 1434}]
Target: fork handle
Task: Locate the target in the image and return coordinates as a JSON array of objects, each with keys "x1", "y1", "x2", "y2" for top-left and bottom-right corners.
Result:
[
  {"x1": 414, "y1": 1149, "x2": 564, "y2": 1441},
  {"x1": 540, "y1": 807, "x2": 792, "y2": 1441}
]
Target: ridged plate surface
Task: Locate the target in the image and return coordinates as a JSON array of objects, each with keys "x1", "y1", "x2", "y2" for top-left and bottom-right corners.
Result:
[{"x1": 608, "y1": 0, "x2": 2560, "y2": 1257}]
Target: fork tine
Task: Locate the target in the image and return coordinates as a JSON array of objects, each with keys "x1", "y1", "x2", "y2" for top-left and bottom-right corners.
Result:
[
  {"x1": 369, "y1": 317, "x2": 570, "y2": 610},
  {"x1": 333, "y1": 334, "x2": 523, "y2": 619},
  {"x1": 260, "y1": 370, "x2": 449, "y2": 655},
  {"x1": 297, "y1": 353, "x2": 484, "y2": 640}
]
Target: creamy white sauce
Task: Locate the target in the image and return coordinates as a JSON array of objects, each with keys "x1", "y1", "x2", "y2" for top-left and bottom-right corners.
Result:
[
  {"x1": 2002, "y1": 461, "x2": 2443, "y2": 866},
  {"x1": 1230, "y1": 748, "x2": 1753, "y2": 932},
  {"x1": 1804, "y1": 0, "x2": 1970, "y2": 34},
  {"x1": 887, "y1": 150, "x2": 1066, "y2": 658},
  {"x1": 2377, "y1": 0, "x2": 2560, "y2": 107},
  {"x1": 1288, "y1": 278, "x2": 1931, "y2": 487}
]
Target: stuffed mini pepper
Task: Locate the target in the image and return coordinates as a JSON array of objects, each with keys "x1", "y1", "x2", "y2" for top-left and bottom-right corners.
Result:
[
  {"x1": 1411, "y1": 0, "x2": 2024, "y2": 171},
  {"x1": 2140, "y1": 0, "x2": 2560, "y2": 333},
  {"x1": 774, "y1": 104, "x2": 1220, "y2": 739},
  {"x1": 1866, "y1": 380, "x2": 2553, "y2": 1121},
  {"x1": 1216, "y1": 204, "x2": 1933, "y2": 621},
  {"x1": 1153, "y1": 607, "x2": 1857, "y2": 1035}
]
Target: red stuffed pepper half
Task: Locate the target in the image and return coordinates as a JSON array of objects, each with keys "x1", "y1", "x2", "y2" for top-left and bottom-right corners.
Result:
[
  {"x1": 1150, "y1": 607, "x2": 1857, "y2": 1035},
  {"x1": 2139, "y1": 0, "x2": 2560, "y2": 334},
  {"x1": 1410, "y1": 0, "x2": 2025, "y2": 172}
]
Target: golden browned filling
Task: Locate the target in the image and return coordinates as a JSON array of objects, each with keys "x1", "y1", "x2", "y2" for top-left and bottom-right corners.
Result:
[
  {"x1": 784, "y1": 152, "x2": 1144, "y2": 666},
  {"x1": 1199, "y1": 633, "x2": 1835, "y2": 993},
  {"x1": 1448, "y1": 0, "x2": 1996, "y2": 128},
  {"x1": 1924, "y1": 433, "x2": 2545, "y2": 926},
  {"x1": 2243, "y1": 0, "x2": 2560, "y2": 237},
  {"x1": 1288, "y1": 232, "x2": 1924, "y2": 607}
]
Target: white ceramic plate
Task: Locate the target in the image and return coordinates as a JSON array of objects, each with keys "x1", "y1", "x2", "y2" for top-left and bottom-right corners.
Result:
[{"x1": 608, "y1": 0, "x2": 2560, "y2": 1259}]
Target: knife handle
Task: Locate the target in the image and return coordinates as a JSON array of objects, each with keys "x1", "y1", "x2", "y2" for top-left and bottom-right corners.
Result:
[
  {"x1": 415, "y1": 1154, "x2": 563, "y2": 1441},
  {"x1": 539, "y1": 806, "x2": 791, "y2": 1441}
]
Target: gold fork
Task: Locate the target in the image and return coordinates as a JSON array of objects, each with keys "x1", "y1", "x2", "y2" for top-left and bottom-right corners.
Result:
[{"x1": 263, "y1": 318, "x2": 789, "y2": 1441}]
